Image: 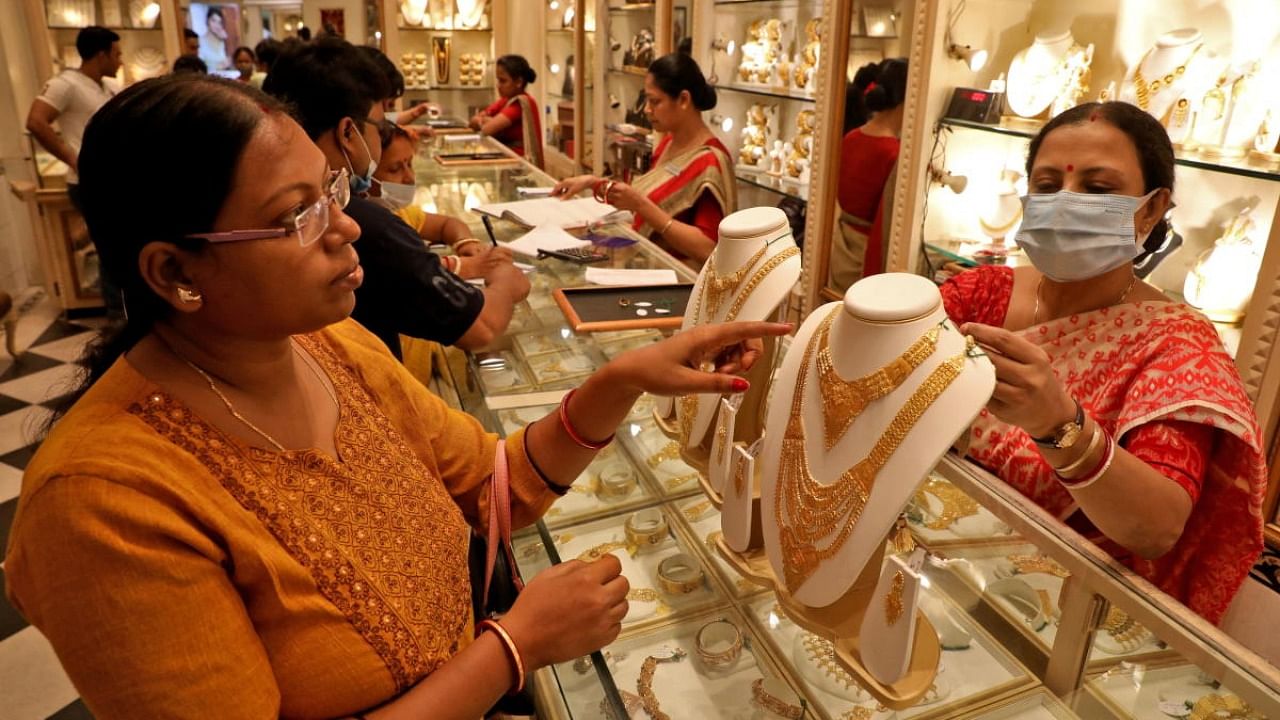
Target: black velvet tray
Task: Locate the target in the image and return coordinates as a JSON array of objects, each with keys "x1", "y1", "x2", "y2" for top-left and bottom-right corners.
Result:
[{"x1": 552, "y1": 283, "x2": 693, "y2": 332}]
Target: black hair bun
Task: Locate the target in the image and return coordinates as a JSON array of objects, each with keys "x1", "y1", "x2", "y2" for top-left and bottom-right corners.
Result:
[{"x1": 692, "y1": 81, "x2": 716, "y2": 111}]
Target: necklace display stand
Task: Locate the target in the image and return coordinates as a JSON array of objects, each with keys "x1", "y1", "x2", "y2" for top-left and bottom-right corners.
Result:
[
  {"x1": 1119, "y1": 29, "x2": 1217, "y2": 126},
  {"x1": 745, "y1": 273, "x2": 994, "y2": 707},
  {"x1": 1004, "y1": 30, "x2": 1093, "y2": 127},
  {"x1": 654, "y1": 207, "x2": 801, "y2": 471}
]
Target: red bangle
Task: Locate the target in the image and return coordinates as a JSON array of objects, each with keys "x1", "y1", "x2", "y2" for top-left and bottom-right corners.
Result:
[
  {"x1": 558, "y1": 388, "x2": 614, "y2": 450},
  {"x1": 592, "y1": 179, "x2": 609, "y2": 203},
  {"x1": 1058, "y1": 428, "x2": 1115, "y2": 490},
  {"x1": 477, "y1": 619, "x2": 526, "y2": 695}
]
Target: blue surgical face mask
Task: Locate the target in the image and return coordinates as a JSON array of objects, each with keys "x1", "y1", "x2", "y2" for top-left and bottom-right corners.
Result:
[
  {"x1": 1014, "y1": 190, "x2": 1158, "y2": 282},
  {"x1": 376, "y1": 179, "x2": 417, "y2": 210},
  {"x1": 340, "y1": 124, "x2": 378, "y2": 194}
]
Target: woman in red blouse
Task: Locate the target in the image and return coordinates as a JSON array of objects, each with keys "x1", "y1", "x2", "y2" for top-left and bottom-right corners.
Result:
[
  {"x1": 470, "y1": 54, "x2": 544, "y2": 168},
  {"x1": 551, "y1": 53, "x2": 735, "y2": 265},
  {"x1": 943, "y1": 101, "x2": 1266, "y2": 624},
  {"x1": 831, "y1": 58, "x2": 908, "y2": 289}
]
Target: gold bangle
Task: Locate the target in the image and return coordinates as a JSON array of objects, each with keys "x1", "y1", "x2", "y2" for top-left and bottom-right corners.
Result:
[
  {"x1": 657, "y1": 553, "x2": 705, "y2": 595},
  {"x1": 751, "y1": 678, "x2": 803, "y2": 719},
  {"x1": 658, "y1": 217, "x2": 675, "y2": 236},
  {"x1": 452, "y1": 237, "x2": 482, "y2": 251},
  {"x1": 624, "y1": 508, "x2": 669, "y2": 551},
  {"x1": 595, "y1": 466, "x2": 637, "y2": 498},
  {"x1": 695, "y1": 618, "x2": 743, "y2": 668}
]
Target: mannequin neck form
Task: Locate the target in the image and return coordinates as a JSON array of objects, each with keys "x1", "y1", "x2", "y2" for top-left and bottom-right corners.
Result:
[
  {"x1": 1032, "y1": 30, "x2": 1072, "y2": 55},
  {"x1": 1157, "y1": 28, "x2": 1202, "y2": 49},
  {"x1": 713, "y1": 231, "x2": 773, "y2": 273},
  {"x1": 827, "y1": 277, "x2": 947, "y2": 377}
]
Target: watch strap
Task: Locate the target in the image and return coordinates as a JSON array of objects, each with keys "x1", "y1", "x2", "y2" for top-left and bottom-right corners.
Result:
[{"x1": 1031, "y1": 400, "x2": 1083, "y2": 449}]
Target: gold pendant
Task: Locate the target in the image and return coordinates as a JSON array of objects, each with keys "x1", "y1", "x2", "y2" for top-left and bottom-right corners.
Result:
[{"x1": 885, "y1": 570, "x2": 906, "y2": 625}]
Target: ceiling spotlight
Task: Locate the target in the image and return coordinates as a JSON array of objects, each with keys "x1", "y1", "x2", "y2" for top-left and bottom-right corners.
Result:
[
  {"x1": 549, "y1": 0, "x2": 559, "y2": 9},
  {"x1": 947, "y1": 44, "x2": 988, "y2": 72},
  {"x1": 711, "y1": 114, "x2": 734, "y2": 133},
  {"x1": 610, "y1": 36, "x2": 622, "y2": 52},
  {"x1": 710, "y1": 36, "x2": 736, "y2": 56},
  {"x1": 550, "y1": 63, "x2": 561, "y2": 74}
]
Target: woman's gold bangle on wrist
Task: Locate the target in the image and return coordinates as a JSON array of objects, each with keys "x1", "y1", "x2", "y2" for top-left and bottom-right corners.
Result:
[
  {"x1": 658, "y1": 217, "x2": 675, "y2": 236},
  {"x1": 657, "y1": 553, "x2": 704, "y2": 595},
  {"x1": 695, "y1": 618, "x2": 743, "y2": 668},
  {"x1": 595, "y1": 466, "x2": 637, "y2": 499},
  {"x1": 452, "y1": 237, "x2": 482, "y2": 251},
  {"x1": 1053, "y1": 420, "x2": 1102, "y2": 477},
  {"x1": 624, "y1": 508, "x2": 669, "y2": 551}
]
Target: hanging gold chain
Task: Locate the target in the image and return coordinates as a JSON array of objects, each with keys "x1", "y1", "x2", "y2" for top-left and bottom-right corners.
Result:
[
  {"x1": 814, "y1": 307, "x2": 942, "y2": 449},
  {"x1": 776, "y1": 322, "x2": 972, "y2": 592},
  {"x1": 178, "y1": 341, "x2": 339, "y2": 452}
]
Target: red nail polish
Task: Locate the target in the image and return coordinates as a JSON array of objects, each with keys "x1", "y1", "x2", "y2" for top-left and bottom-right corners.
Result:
[{"x1": 732, "y1": 378, "x2": 750, "y2": 392}]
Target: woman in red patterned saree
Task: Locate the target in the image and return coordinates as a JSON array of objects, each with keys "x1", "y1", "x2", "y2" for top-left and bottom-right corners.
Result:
[
  {"x1": 942, "y1": 102, "x2": 1266, "y2": 624},
  {"x1": 551, "y1": 53, "x2": 735, "y2": 265}
]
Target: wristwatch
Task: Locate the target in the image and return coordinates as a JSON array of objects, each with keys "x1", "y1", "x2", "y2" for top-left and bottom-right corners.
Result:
[{"x1": 1030, "y1": 400, "x2": 1085, "y2": 450}]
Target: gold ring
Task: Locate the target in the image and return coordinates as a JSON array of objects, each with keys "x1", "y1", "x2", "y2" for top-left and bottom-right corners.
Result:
[
  {"x1": 624, "y1": 509, "x2": 668, "y2": 552},
  {"x1": 657, "y1": 553, "x2": 704, "y2": 595},
  {"x1": 695, "y1": 618, "x2": 743, "y2": 668},
  {"x1": 596, "y1": 466, "x2": 637, "y2": 498},
  {"x1": 619, "y1": 298, "x2": 631, "y2": 307}
]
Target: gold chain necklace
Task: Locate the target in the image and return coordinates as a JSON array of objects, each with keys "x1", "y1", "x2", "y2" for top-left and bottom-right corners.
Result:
[
  {"x1": 700, "y1": 244, "x2": 768, "y2": 317},
  {"x1": 914, "y1": 477, "x2": 979, "y2": 530},
  {"x1": 1033, "y1": 273, "x2": 1138, "y2": 325},
  {"x1": 776, "y1": 326, "x2": 972, "y2": 592},
  {"x1": 177, "y1": 341, "x2": 339, "y2": 452},
  {"x1": 1132, "y1": 44, "x2": 1202, "y2": 111},
  {"x1": 678, "y1": 247, "x2": 801, "y2": 444},
  {"x1": 814, "y1": 308, "x2": 942, "y2": 449},
  {"x1": 636, "y1": 649, "x2": 685, "y2": 720}
]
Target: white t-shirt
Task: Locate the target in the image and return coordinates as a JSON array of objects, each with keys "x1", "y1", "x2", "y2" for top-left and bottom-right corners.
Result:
[{"x1": 36, "y1": 70, "x2": 117, "y2": 184}]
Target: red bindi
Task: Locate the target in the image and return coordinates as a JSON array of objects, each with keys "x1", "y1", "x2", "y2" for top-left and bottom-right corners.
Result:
[
  {"x1": 1089, "y1": 112, "x2": 1099, "y2": 122},
  {"x1": 1066, "y1": 164, "x2": 1074, "y2": 172}
]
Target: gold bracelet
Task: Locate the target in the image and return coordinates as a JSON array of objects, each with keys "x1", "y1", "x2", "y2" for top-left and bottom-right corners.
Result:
[
  {"x1": 657, "y1": 553, "x2": 705, "y2": 595},
  {"x1": 1188, "y1": 693, "x2": 1264, "y2": 720},
  {"x1": 1053, "y1": 421, "x2": 1103, "y2": 476},
  {"x1": 681, "y1": 499, "x2": 713, "y2": 522},
  {"x1": 695, "y1": 618, "x2": 743, "y2": 668},
  {"x1": 595, "y1": 466, "x2": 637, "y2": 498},
  {"x1": 751, "y1": 679, "x2": 803, "y2": 719},
  {"x1": 451, "y1": 237, "x2": 482, "y2": 251},
  {"x1": 636, "y1": 649, "x2": 685, "y2": 720},
  {"x1": 658, "y1": 217, "x2": 675, "y2": 236},
  {"x1": 577, "y1": 540, "x2": 633, "y2": 563},
  {"x1": 624, "y1": 509, "x2": 669, "y2": 551},
  {"x1": 1009, "y1": 553, "x2": 1070, "y2": 578}
]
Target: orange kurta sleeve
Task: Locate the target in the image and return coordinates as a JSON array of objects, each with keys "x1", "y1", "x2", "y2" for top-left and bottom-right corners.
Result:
[
  {"x1": 6, "y1": 475, "x2": 282, "y2": 720},
  {"x1": 323, "y1": 319, "x2": 559, "y2": 531}
]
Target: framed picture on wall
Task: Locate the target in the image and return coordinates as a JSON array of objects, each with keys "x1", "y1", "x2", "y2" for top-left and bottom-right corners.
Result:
[
  {"x1": 320, "y1": 8, "x2": 346, "y2": 38},
  {"x1": 672, "y1": 8, "x2": 688, "y2": 53},
  {"x1": 189, "y1": 3, "x2": 243, "y2": 72}
]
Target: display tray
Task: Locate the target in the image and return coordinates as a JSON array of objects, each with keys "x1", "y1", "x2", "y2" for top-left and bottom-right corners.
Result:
[
  {"x1": 1077, "y1": 662, "x2": 1262, "y2": 720},
  {"x1": 619, "y1": 417, "x2": 703, "y2": 499},
  {"x1": 746, "y1": 585, "x2": 1037, "y2": 720},
  {"x1": 552, "y1": 283, "x2": 692, "y2": 332},
  {"x1": 554, "y1": 609, "x2": 809, "y2": 720},
  {"x1": 955, "y1": 686, "x2": 1081, "y2": 719},
  {"x1": 433, "y1": 151, "x2": 521, "y2": 166}
]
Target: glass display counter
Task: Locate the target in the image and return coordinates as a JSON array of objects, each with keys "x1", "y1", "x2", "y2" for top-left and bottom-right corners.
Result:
[{"x1": 409, "y1": 136, "x2": 1280, "y2": 719}]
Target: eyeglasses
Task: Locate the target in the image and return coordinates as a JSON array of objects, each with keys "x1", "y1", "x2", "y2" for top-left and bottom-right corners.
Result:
[{"x1": 185, "y1": 168, "x2": 351, "y2": 247}]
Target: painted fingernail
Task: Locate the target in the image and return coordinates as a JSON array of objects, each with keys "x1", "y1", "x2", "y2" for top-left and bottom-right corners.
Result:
[{"x1": 732, "y1": 378, "x2": 750, "y2": 392}]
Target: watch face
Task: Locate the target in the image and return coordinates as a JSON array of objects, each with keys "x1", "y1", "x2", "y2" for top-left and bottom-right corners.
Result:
[{"x1": 1058, "y1": 423, "x2": 1083, "y2": 449}]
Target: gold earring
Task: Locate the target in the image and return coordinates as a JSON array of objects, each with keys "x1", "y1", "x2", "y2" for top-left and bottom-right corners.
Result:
[{"x1": 177, "y1": 287, "x2": 203, "y2": 304}]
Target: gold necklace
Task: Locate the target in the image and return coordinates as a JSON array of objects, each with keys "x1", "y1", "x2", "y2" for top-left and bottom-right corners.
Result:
[
  {"x1": 914, "y1": 477, "x2": 979, "y2": 530},
  {"x1": 801, "y1": 633, "x2": 861, "y2": 691},
  {"x1": 1132, "y1": 44, "x2": 1202, "y2": 111},
  {"x1": 637, "y1": 649, "x2": 686, "y2": 720},
  {"x1": 178, "y1": 341, "x2": 338, "y2": 452},
  {"x1": 776, "y1": 327, "x2": 972, "y2": 592},
  {"x1": 814, "y1": 308, "x2": 943, "y2": 449},
  {"x1": 648, "y1": 440, "x2": 682, "y2": 468},
  {"x1": 1033, "y1": 274, "x2": 1138, "y2": 325},
  {"x1": 700, "y1": 244, "x2": 768, "y2": 317},
  {"x1": 750, "y1": 679, "x2": 804, "y2": 719},
  {"x1": 682, "y1": 500, "x2": 713, "y2": 522},
  {"x1": 678, "y1": 247, "x2": 801, "y2": 444},
  {"x1": 1188, "y1": 694, "x2": 1263, "y2": 720}
]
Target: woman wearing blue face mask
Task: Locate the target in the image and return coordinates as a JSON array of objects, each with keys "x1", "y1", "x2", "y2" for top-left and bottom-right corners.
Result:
[
  {"x1": 372, "y1": 120, "x2": 512, "y2": 279},
  {"x1": 941, "y1": 101, "x2": 1265, "y2": 625}
]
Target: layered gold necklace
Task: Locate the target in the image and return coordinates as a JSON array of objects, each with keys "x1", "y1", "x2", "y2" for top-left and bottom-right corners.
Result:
[
  {"x1": 776, "y1": 313, "x2": 971, "y2": 592},
  {"x1": 814, "y1": 310, "x2": 942, "y2": 449},
  {"x1": 1132, "y1": 44, "x2": 1202, "y2": 111},
  {"x1": 677, "y1": 246, "x2": 801, "y2": 444},
  {"x1": 699, "y1": 244, "x2": 768, "y2": 317}
]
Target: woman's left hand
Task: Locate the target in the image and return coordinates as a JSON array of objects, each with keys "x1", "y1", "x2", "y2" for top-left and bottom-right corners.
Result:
[
  {"x1": 607, "y1": 321, "x2": 793, "y2": 396},
  {"x1": 962, "y1": 323, "x2": 1077, "y2": 437}
]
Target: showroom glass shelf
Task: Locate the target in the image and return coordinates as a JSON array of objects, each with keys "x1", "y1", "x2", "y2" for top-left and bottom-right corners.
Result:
[
  {"x1": 736, "y1": 171, "x2": 807, "y2": 202},
  {"x1": 939, "y1": 117, "x2": 1280, "y2": 183},
  {"x1": 712, "y1": 82, "x2": 817, "y2": 104}
]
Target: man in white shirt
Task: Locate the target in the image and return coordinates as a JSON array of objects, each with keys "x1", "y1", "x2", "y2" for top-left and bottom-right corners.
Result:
[{"x1": 25, "y1": 25, "x2": 123, "y2": 312}]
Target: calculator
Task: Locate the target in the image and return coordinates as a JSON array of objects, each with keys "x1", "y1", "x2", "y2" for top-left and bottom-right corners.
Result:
[{"x1": 537, "y1": 247, "x2": 610, "y2": 264}]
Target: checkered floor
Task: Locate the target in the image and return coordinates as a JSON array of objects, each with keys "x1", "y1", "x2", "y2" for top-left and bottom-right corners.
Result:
[
  {"x1": 0, "y1": 289, "x2": 104, "y2": 720},
  {"x1": 0, "y1": 290, "x2": 1277, "y2": 719}
]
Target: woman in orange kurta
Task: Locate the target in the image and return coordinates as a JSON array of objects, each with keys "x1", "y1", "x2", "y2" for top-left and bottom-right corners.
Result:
[{"x1": 3, "y1": 75, "x2": 783, "y2": 719}]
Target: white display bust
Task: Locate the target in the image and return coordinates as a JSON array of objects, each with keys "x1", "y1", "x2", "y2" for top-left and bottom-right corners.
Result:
[
  {"x1": 1119, "y1": 29, "x2": 1215, "y2": 123},
  {"x1": 759, "y1": 274, "x2": 995, "y2": 608},
  {"x1": 1006, "y1": 30, "x2": 1087, "y2": 119},
  {"x1": 670, "y1": 207, "x2": 802, "y2": 454}
]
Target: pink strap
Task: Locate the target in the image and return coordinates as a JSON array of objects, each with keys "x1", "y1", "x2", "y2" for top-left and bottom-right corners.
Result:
[{"x1": 483, "y1": 439, "x2": 523, "y2": 606}]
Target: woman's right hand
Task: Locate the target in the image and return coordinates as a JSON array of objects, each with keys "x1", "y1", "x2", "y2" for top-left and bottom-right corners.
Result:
[
  {"x1": 457, "y1": 246, "x2": 514, "y2": 279},
  {"x1": 500, "y1": 554, "x2": 629, "y2": 670},
  {"x1": 550, "y1": 175, "x2": 602, "y2": 199}
]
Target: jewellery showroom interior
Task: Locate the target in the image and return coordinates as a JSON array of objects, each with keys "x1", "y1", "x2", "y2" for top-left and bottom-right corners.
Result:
[{"x1": 7, "y1": 0, "x2": 1280, "y2": 718}]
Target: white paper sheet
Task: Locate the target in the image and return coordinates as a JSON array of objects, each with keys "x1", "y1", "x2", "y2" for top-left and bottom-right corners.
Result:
[
  {"x1": 500, "y1": 224, "x2": 591, "y2": 257},
  {"x1": 583, "y1": 267, "x2": 680, "y2": 286},
  {"x1": 473, "y1": 197, "x2": 620, "y2": 228}
]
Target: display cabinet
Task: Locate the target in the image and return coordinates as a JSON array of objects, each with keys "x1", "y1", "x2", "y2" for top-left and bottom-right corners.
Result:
[
  {"x1": 878, "y1": 0, "x2": 1280, "y2": 541},
  {"x1": 404, "y1": 133, "x2": 1280, "y2": 719},
  {"x1": 382, "y1": 0, "x2": 501, "y2": 119},
  {"x1": 28, "y1": 0, "x2": 182, "y2": 85}
]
